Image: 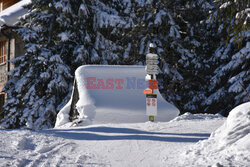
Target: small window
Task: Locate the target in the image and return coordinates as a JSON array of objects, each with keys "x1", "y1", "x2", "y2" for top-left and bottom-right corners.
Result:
[{"x1": 0, "y1": 39, "x2": 6, "y2": 64}]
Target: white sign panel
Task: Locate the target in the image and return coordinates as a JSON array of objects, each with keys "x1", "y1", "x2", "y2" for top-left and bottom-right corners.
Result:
[
  {"x1": 146, "y1": 70, "x2": 158, "y2": 75},
  {"x1": 146, "y1": 53, "x2": 158, "y2": 59},
  {"x1": 146, "y1": 52, "x2": 159, "y2": 75},
  {"x1": 146, "y1": 65, "x2": 158, "y2": 71},
  {"x1": 146, "y1": 71, "x2": 158, "y2": 75},
  {"x1": 146, "y1": 65, "x2": 158, "y2": 74},
  {"x1": 146, "y1": 60, "x2": 159, "y2": 65},
  {"x1": 146, "y1": 94, "x2": 157, "y2": 116}
]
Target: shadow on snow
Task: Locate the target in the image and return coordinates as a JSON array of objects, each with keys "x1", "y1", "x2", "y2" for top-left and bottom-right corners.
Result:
[{"x1": 48, "y1": 126, "x2": 210, "y2": 143}]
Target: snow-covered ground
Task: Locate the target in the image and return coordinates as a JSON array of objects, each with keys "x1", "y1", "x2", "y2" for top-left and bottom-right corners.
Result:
[
  {"x1": 0, "y1": 103, "x2": 249, "y2": 167},
  {"x1": 183, "y1": 102, "x2": 250, "y2": 167},
  {"x1": 0, "y1": 114, "x2": 224, "y2": 167}
]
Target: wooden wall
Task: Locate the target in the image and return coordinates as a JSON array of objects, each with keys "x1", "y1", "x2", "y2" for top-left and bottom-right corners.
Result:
[{"x1": 1, "y1": 0, "x2": 19, "y2": 11}]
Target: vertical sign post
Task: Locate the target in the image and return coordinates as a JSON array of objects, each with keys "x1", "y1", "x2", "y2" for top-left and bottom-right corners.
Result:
[{"x1": 144, "y1": 44, "x2": 159, "y2": 122}]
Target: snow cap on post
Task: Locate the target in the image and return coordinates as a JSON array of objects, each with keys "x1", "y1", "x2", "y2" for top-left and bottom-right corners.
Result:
[
  {"x1": 146, "y1": 43, "x2": 158, "y2": 60},
  {"x1": 149, "y1": 43, "x2": 156, "y2": 54}
]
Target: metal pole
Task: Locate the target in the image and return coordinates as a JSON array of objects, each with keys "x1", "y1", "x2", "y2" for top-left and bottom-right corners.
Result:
[
  {"x1": 149, "y1": 74, "x2": 154, "y2": 122},
  {"x1": 145, "y1": 44, "x2": 158, "y2": 122}
]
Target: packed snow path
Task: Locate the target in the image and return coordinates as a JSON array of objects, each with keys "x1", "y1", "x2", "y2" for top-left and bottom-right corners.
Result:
[{"x1": 0, "y1": 115, "x2": 224, "y2": 167}]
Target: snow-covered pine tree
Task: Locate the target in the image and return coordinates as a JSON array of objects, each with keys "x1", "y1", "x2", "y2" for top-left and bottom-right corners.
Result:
[
  {"x1": 2, "y1": 0, "x2": 243, "y2": 129},
  {"x1": 171, "y1": 0, "x2": 215, "y2": 114},
  {"x1": 58, "y1": 0, "x2": 100, "y2": 68},
  {"x1": 0, "y1": 0, "x2": 95, "y2": 129},
  {"x1": 204, "y1": 0, "x2": 249, "y2": 115},
  {"x1": 97, "y1": 0, "x2": 214, "y2": 114},
  {"x1": 90, "y1": 0, "x2": 131, "y2": 65},
  {"x1": 215, "y1": 0, "x2": 249, "y2": 45},
  {"x1": 1, "y1": 0, "x2": 72, "y2": 129}
]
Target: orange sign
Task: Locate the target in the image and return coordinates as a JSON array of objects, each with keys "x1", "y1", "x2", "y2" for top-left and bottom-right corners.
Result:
[{"x1": 144, "y1": 88, "x2": 153, "y2": 94}]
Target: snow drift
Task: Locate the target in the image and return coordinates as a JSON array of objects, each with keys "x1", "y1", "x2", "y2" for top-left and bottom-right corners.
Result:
[
  {"x1": 183, "y1": 102, "x2": 250, "y2": 166},
  {"x1": 170, "y1": 112, "x2": 224, "y2": 122},
  {"x1": 55, "y1": 65, "x2": 179, "y2": 127}
]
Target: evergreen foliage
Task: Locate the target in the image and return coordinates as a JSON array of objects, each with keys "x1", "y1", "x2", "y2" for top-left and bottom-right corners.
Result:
[
  {"x1": 94, "y1": 0, "x2": 215, "y2": 114},
  {"x1": 203, "y1": 0, "x2": 249, "y2": 115},
  {"x1": 1, "y1": 0, "x2": 91, "y2": 129},
  {"x1": 0, "y1": 0, "x2": 248, "y2": 128},
  {"x1": 214, "y1": 0, "x2": 249, "y2": 45}
]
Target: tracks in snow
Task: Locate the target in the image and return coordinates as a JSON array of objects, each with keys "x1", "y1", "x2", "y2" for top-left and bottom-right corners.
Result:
[
  {"x1": 0, "y1": 130, "x2": 110, "y2": 167},
  {"x1": 0, "y1": 120, "x2": 224, "y2": 166}
]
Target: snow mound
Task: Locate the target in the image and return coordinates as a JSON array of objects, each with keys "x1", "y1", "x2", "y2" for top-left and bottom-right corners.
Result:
[
  {"x1": 183, "y1": 102, "x2": 250, "y2": 166},
  {"x1": 55, "y1": 65, "x2": 179, "y2": 128},
  {"x1": 170, "y1": 112, "x2": 224, "y2": 122}
]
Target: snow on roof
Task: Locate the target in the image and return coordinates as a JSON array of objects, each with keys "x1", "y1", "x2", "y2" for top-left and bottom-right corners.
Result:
[{"x1": 0, "y1": 0, "x2": 31, "y2": 27}]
